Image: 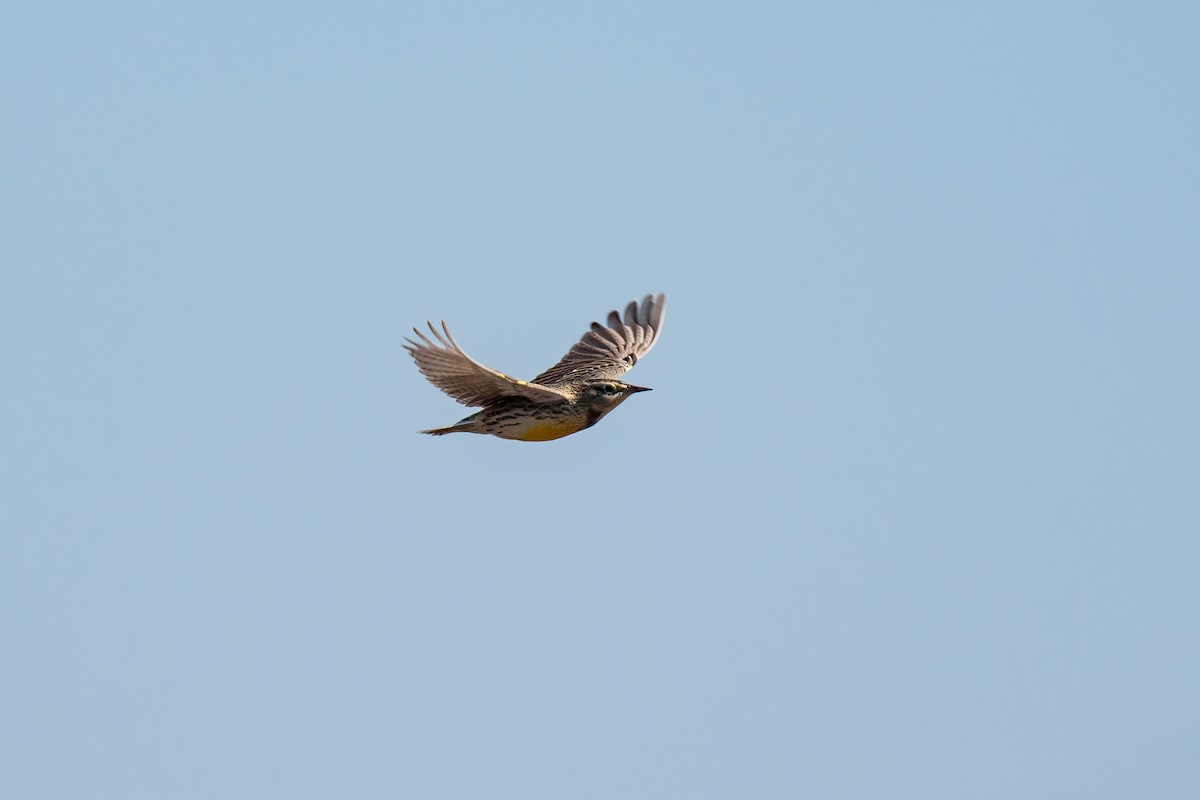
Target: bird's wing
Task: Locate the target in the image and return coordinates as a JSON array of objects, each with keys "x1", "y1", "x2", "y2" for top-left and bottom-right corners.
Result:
[
  {"x1": 533, "y1": 293, "x2": 666, "y2": 385},
  {"x1": 404, "y1": 322, "x2": 569, "y2": 407}
]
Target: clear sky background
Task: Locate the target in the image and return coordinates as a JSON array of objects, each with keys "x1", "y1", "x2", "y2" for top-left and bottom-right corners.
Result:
[{"x1": 3, "y1": 2, "x2": 1198, "y2": 798}]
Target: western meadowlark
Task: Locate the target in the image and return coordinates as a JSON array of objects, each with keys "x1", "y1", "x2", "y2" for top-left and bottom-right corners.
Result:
[{"x1": 404, "y1": 293, "x2": 666, "y2": 441}]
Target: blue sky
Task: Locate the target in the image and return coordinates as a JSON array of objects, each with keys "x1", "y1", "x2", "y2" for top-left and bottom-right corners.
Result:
[{"x1": 3, "y1": 2, "x2": 1198, "y2": 798}]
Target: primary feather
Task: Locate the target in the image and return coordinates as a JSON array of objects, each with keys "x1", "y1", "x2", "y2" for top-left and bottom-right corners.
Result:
[
  {"x1": 402, "y1": 322, "x2": 568, "y2": 407},
  {"x1": 532, "y1": 293, "x2": 666, "y2": 385}
]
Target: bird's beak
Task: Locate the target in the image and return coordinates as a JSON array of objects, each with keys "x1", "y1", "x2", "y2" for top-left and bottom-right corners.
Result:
[{"x1": 625, "y1": 384, "x2": 652, "y2": 393}]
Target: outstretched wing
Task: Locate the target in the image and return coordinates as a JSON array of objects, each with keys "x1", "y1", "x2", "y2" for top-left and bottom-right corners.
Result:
[
  {"x1": 533, "y1": 293, "x2": 666, "y2": 385},
  {"x1": 404, "y1": 322, "x2": 568, "y2": 407}
]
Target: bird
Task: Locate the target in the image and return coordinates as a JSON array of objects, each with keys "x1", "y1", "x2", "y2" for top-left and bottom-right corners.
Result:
[{"x1": 404, "y1": 293, "x2": 666, "y2": 441}]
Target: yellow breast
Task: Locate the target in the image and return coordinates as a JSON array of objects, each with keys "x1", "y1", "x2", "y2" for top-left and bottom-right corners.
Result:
[{"x1": 511, "y1": 417, "x2": 588, "y2": 441}]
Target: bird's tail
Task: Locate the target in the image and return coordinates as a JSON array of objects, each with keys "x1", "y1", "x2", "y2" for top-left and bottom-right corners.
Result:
[{"x1": 420, "y1": 421, "x2": 477, "y2": 436}]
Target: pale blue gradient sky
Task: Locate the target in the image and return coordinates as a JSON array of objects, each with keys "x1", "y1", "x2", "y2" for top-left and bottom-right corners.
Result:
[{"x1": 3, "y1": 3, "x2": 1198, "y2": 798}]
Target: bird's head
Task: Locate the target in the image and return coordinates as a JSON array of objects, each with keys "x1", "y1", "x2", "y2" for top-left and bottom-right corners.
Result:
[{"x1": 579, "y1": 380, "x2": 652, "y2": 416}]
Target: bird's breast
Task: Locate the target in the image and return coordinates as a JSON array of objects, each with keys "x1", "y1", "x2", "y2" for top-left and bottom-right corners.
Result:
[{"x1": 509, "y1": 417, "x2": 589, "y2": 441}]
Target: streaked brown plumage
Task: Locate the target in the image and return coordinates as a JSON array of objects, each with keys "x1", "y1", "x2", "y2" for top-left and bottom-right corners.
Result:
[{"x1": 404, "y1": 294, "x2": 666, "y2": 441}]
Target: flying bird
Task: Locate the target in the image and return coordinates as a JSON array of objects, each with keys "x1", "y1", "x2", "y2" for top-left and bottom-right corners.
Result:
[{"x1": 404, "y1": 293, "x2": 666, "y2": 441}]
